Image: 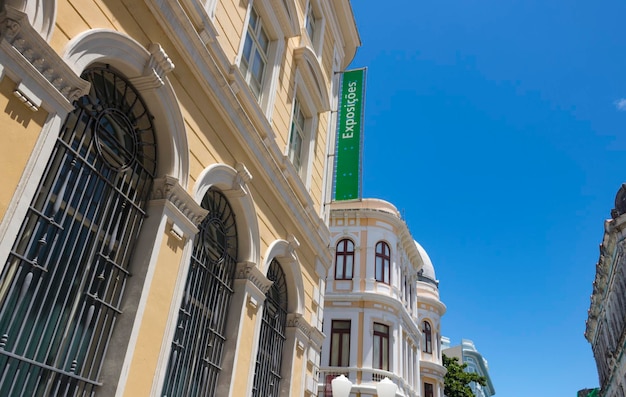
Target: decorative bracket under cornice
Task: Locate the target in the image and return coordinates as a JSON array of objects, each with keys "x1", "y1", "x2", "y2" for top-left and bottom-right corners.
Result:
[
  {"x1": 128, "y1": 43, "x2": 175, "y2": 91},
  {"x1": 151, "y1": 176, "x2": 208, "y2": 227},
  {"x1": 235, "y1": 261, "x2": 273, "y2": 294}
]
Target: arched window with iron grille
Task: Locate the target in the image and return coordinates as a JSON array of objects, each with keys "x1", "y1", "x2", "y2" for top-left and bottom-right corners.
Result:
[
  {"x1": 161, "y1": 188, "x2": 238, "y2": 397},
  {"x1": 252, "y1": 259, "x2": 288, "y2": 397},
  {"x1": 0, "y1": 65, "x2": 157, "y2": 396}
]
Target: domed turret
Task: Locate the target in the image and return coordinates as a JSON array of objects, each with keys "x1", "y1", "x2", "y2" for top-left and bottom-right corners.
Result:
[{"x1": 416, "y1": 241, "x2": 437, "y2": 284}]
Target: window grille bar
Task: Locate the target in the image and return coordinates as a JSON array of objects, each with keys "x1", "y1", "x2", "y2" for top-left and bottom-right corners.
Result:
[
  {"x1": 55, "y1": 137, "x2": 148, "y2": 217},
  {"x1": 0, "y1": 349, "x2": 102, "y2": 386}
]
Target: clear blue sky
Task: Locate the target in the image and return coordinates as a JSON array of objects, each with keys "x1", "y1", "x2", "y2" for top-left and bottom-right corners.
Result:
[{"x1": 349, "y1": 1, "x2": 626, "y2": 395}]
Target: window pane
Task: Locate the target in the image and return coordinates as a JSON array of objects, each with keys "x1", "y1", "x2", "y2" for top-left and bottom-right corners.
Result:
[
  {"x1": 306, "y1": 2, "x2": 315, "y2": 39},
  {"x1": 341, "y1": 333, "x2": 350, "y2": 366},
  {"x1": 331, "y1": 333, "x2": 339, "y2": 365},
  {"x1": 249, "y1": 7, "x2": 258, "y2": 30},
  {"x1": 251, "y1": 51, "x2": 266, "y2": 85},
  {"x1": 335, "y1": 257, "x2": 345, "y2": 279},
  {"x1": 258, "y1": 29, "x2": 269, "y2": 53},
  {"x1": 382, "y1": 338, "x2": 388, "y2": 370},
  {"x1": 345, "y1": 256, "x2": 353, "y2": 278},
  {"x1": 373, "y1": 336, "x2": 380, "y2": 368},
  {"x1": 242, "y1": 35, "x2": 253, "y2": 65}
]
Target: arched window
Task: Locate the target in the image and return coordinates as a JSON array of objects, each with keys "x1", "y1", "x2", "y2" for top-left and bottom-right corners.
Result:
[
  {"x1": 422, "y1": 321, "x2": 432, "y2": 354},
  {"x1": 252, "y1": 259, "x2": 287, "y2": 397},
  {"x1": 335, "y1": 239, "x2": 354, "y2": 280},
  {"x1": 0, "y1": 66, "x2": 156, "y2": 395},
  {"x1": 162, "y1": 188, "x2": 238, "y2": 397},
  {"x1": 375, "y1": 241, "x2": 390, "y2": 284}
]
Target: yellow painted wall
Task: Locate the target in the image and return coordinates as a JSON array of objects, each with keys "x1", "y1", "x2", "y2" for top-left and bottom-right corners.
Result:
[
  {"x1": 0, "y1": 77, "x2": 48, "y2": 220},
  {"x1": 231, "y1": 303, "x2": 259, "y2": 396},
  {"x1": 124, "y1": 228, "x2": 185, "y2": 396}
]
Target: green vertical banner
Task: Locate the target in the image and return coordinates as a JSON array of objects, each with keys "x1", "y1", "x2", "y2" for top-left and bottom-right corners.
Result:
[{"x1": 334, "y1": 68, "x2": 365, "y2": 201}]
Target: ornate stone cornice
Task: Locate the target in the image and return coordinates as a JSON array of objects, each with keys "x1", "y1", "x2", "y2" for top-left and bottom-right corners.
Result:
[
  {"x1": 151, "y1": 176, "x2": 207, "y2": 226},
  {"x1": 0, "y1": 8, "x2": 90, "y2": 107},
  {"x1": 234, "y1": 261, "x2": 272, "y2": 294},
  {"x1": 286, "y1": 313, "x2": 324, "y2": 347}
]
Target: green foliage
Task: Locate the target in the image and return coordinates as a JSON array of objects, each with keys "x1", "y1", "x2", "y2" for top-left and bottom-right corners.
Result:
[{"x1": 443, "y1": 354, "x2": 488, "y2": 397}]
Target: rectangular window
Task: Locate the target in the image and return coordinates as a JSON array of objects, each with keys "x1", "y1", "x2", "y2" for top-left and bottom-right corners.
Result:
[
  {"x1": 373, "y1": 322, "x2": 389, "y2": 371},
  {"x1": 424, "y1": 382, "x2": 434, "y2": 397},
  {"x1": 330, "y1": 320, "x2": 351, "y2": 366},
  {"x1": 240, "y1": 7, "x2": 269, "y2": 99},
  {"x1": 288, "y1": 98, "x2": 307, "y2": 176}
]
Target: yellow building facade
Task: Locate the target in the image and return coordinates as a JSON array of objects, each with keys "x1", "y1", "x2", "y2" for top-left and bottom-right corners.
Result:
[{"x1": 0, "y1": 0, "x2": 359, "y2": 396}]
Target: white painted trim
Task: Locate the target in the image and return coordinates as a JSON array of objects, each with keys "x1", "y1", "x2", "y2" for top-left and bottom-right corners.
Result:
[
  {"x1": 114, "y1": 208, "x2": 168, "y2": 397},
  {"x1": 63, "y1": 29, "x2": 190, "y2": 187},
  {"x1": 263, "y1": 239, "x2": 305, "y2": 315},
  {"x1": 236, "y1": 0, "x2": 287, "y2": 119},
  {"x1": 5, "y1": 0, "x2": 56, "y2": 41},
  {"x1": 0, "y1": 114, "x2": 63, "y2": 274},
  {"x1": 192, "y1": 163, "x2": 260, "y2": 265}
]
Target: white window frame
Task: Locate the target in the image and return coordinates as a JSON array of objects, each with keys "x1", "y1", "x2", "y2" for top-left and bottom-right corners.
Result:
[
  {"x1": 303, "y1": 0, "x2": 326, "y2": 56},
  {"x1": 288, "y1": 98, "x2": 307, "y2": 174},
  {"x1": 240, "y1": 6, "x2": 270, "y2": 100},
  {"x1": 204, "y1": 0, "x2": 218, "y2": 18},
  {"x1": 237, "y1": 0, "x2": 288, "y2": 118},
  {"x1": 286, "y1": 72, "x2": 319, "y2": 188}
]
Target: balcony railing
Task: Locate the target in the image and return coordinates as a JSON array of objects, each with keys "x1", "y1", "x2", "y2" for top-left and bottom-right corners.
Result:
[{"x1": 318, "y1": 367, "x2": 417, "y2": 397}]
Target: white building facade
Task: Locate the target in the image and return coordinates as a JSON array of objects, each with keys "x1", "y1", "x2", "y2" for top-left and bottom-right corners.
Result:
[
  {"x1": 442, "y1": 339, "x2": 496, "y2": 397},
  {"x1": 586, "y1": 185, "x2": 626, "y2": 397},
  {"x1": 319, "y1": 199, "x2": 446, "y2": 397}
]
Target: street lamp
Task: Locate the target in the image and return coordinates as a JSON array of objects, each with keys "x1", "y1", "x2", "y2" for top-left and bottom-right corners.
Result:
[
  {"x1": 331, "y1": 374, "x2": 353, "y2": 397},
  {"x1": 376, "y1": 377, "x2": 398, "y2": 397},
  {"x1": 331, "y1": 374, "x2": 398, "y2": 397}
]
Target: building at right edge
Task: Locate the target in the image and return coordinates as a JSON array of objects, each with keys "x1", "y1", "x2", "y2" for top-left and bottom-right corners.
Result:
[
  {"x1": 319, "y1": 199, "x2": 447, "y2": 397},
  {"x1": 586, "y1": 185, "x2": 626, "y2": 397},
  {"x1": 442, "y1": 338, "x2": 496, "y2": 397}
]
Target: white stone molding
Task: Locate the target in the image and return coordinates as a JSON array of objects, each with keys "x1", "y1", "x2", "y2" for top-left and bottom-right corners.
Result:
[
  {"x1": 268, "y1": 0, "x2": 299, "y2": 38},
  {"x1": 264, "y1": 239, "x2": 305, "y2": 315},
  {"x1": 293, "y1": 46, "x2": 330, "y2": 111},
  {"x1": 0, "y1": 8, "x2": 90, "y2": 111},
  {"x1": 193, "y1": 163, "x2": 260, "y2": 265},
  {"x1": 151, "y1": 176, "x2": 208, "y2": 236},
  {"x1": 326, "y1": 0, "x2": 359, "y2": 70},
  {"x1": 235, "y1": 261, "x2": 273, "y2": 295},
  {"x1": 4, "y1": 0, "x2": 56, "y2": 42},
  {"x1": 63, "y1": 29, "x2": 190, "y2": 187},
  {"x1": 128, "y1": 43, "x2": 175, "y2": 91}
]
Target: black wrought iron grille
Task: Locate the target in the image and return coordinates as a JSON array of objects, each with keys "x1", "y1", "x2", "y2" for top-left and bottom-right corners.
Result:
[
  {"x1": 0, "y1": 66, "x2": 156, "y2": 396},
  {"x1": 252, "y1": 259, "x2": 287, "y2": 397},
  {"x1": 162, "y1": 188, "x2": 238, "y2": 397}
]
